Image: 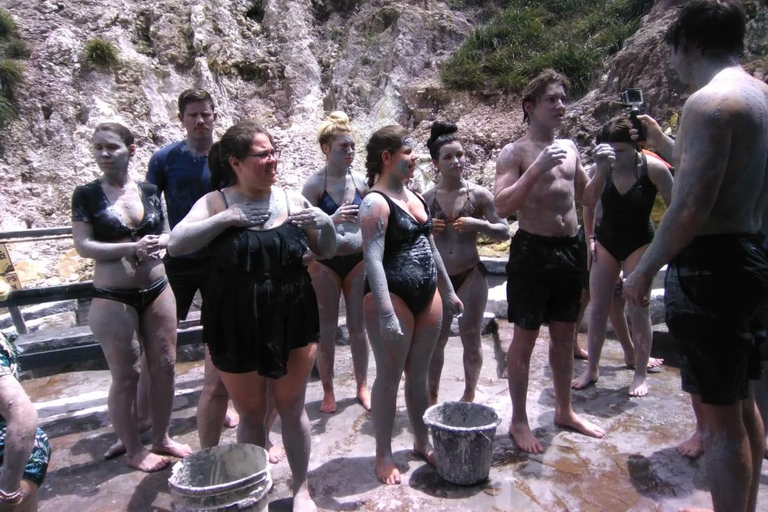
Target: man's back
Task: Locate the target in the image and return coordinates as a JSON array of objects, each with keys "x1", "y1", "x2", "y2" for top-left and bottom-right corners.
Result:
[{"x1": 676, "y1": 68, "x2": 768, "y2": 235}]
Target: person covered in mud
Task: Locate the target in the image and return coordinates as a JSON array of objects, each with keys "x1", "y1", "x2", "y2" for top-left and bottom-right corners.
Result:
[
  {"x1": 0, "y1": 279, "x2": 51, "y2": 512},
  {"x1": 146, "y1": 88, "x2": 242, "y2": 452},
  {"x1": 623, "y1": 2, "x2": 768, "y2": 510},
  {"x1": 301, "y1": 111, "x2": 371, "y2": 414},
  {"x1": 71, "y1": 123, "x2": 193, "y2": 472},
  {"x1": 359, "y1": 125, "x2": 463, "y2": 485},
  {"x1": 423, "y1": 121, "x2": 509, "y2": 405},
  {"x1": 168, "y1": 121, "x2": 336, "y2": 512},
  {"x1": 493, "y1": 69, "x2": 605, "y2": 454},
  {"x1": 572, "y1": 118, "x2": 673, "y2": 397}
]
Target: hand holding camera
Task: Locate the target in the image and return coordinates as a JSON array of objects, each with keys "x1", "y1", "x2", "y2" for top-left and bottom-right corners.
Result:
[{"x1": 620, "y1": 88, "x2": 646, "y2": 144}]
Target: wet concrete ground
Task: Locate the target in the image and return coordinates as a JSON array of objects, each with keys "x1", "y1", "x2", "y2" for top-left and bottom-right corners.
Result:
[{"x1": 23, "y1": 319, "x2": 768, "y2": 511}]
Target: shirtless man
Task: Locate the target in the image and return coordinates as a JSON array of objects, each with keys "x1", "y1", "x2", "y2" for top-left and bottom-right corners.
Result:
[
  {"x1": 623, "y1": 2, "x2": 768, "y2": 510},
  {"x1": 494, "y1": 69, "x2": 605, "y2": 454}
]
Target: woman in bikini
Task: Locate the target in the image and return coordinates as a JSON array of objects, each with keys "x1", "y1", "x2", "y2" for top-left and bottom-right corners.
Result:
[
  {"x1": 359, "y1": 125, "x2": 463, "y2": 485},
  {"x1": 422, "y1": 121, "x2": 509, "y2": 404},
  {"x1": 169, "y1": 121, "x2": 336, "y2": 512},
  {"x1": 572, "y1": 117, "x2": 673, "y2": 396},
  {"x1": 71, "y1": 123, "x2": 192, "y2": 472},
  {"x1": 301, "y1": 111, "x2": 370, "y2": 413}
]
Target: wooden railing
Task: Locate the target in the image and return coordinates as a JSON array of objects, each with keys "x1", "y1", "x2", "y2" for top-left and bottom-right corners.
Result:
[{"x1": 0, "y1": 227, "x2": 202, "y2": 372}]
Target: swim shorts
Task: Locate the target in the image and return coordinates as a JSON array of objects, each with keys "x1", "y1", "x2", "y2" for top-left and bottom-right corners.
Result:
[
  {"x1": 666, "y1": 233, "x2": 768, "y2": 405},
  {"x1": 164, "y1": 255, "x2": 210, "y2": 320},
  {"x1": 506, "y1": 228, "x2": 586, "y2": 330}
]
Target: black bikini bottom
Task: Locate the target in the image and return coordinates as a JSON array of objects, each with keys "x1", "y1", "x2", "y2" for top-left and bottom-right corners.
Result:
[
  {"x1": 92, "y1": 276, "x2": 169, "y2": 315},
  {"x1": 449, "y1": 261, "x2": 488, "y2": 292},
  {"x1": 318, "y1": 252, "x2": 364, "y2": 280}
]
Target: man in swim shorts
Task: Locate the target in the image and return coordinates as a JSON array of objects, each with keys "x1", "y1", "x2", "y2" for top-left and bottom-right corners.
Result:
[
  {"x1": 624, "y1": 2, "x2": 768, "y2": 510},
  {"x1": 494, "y1": 69, "x2": 605, "y2": 454}
]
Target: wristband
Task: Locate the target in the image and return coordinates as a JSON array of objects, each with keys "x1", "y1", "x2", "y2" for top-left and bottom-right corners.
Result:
[{"x1": 0, "y1": 487, "x2": 23, "y2": 504}]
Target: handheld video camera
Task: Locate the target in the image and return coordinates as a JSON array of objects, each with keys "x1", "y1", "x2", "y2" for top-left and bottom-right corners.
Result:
[{"x1": 620, "y1": 88, "x2": 645, "y2": 144}]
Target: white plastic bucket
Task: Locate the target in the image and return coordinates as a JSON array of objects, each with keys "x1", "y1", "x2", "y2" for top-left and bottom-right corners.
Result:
[{"x1": 168, "y1": 444, "x2": 271, "y2": 511}]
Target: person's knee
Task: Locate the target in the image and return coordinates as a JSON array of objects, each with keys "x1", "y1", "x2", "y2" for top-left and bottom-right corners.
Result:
[{"x1": 148, "y1": 353, "x2": 176, "y2": 380}]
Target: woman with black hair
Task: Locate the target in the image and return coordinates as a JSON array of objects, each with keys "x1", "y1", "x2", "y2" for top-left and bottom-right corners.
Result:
[
  {"x1": 169, "y1": 121, "x2": 336, "y2": 512},
  {"x1": 71, "y1": 123, "x2": 192, "y2": 472},
  {"x1": 572, "y1": 117, "x2": 673, "y2": 397},
  {"x1": 359, "y1": 125, "x2": 463, "y2": 485},
  {"x1": 423, "y1": 121, "x2": 509, "y2": 405}
]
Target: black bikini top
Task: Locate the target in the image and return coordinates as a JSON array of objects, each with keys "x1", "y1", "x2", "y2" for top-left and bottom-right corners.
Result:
[
  {"x1": 601, "y1": 153, "x2": 658, "y2": 229},
  {"x1": 368, "y1": 190, "x2": 433, "y2": 246},
  {"x1": 430, "y1": 185, "x2": 475, "y2": 222},
  {"x1": 317, "y1": 169, "x2": 363, "y2": 216},
  {"x1": 71, "y1": 180, "x2": 165, "y2": 242}
]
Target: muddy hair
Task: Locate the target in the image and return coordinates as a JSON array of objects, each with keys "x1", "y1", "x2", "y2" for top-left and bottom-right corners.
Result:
[
  {"x1": 94, "y1": 122, "x2": 135, "y2": 147},
  {"x1": 521, "y1": 69, "x2": 571, "y2": 124},
  {"x1": 178, "y1": 88, "x2": 215, "y2": 115},
  {"x1": 426, "y1": 121, "x2": 459, "y2": 161},
  {"x1": 365, "y1": 125, "x2": 409, "y2": 188},
  {"x1": 209, "y1": 121, "x2": 275, "y2": 190},
  {"x1": 596, "y1": 117, "x2": 635, "y2": 145},
  {"x1": 317, "y1": 111, "x2": 353, "y2": 149},
  {"x1": 666, "y1": 0, "x2": 745, "y2": 58}
]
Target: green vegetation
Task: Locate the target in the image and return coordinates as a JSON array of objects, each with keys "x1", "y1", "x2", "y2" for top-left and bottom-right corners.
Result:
[
  {"x1": 442, "y1": 0, "x2": 653, "y2": 96},
  {"x1": 83, "y1": 38, "x2": 120, "y2": 69},
  {"x1": 0, "y1": 9, "x2": 17, "y2": 40},
  {"x1": 0, "y1": 9, "x2": 27, "y2": 127}
]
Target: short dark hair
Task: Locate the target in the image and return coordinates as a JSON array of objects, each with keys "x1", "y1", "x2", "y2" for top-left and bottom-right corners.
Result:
[
  {"x1": 208, "y1": 121, "x2": 274, "y2": 189},
  {"x1": 665, "y1": 0, "x2": 745, "y2": 58},
  {"x1": 94, "y1": 122, "x2": 134, "y2": 146},
  {"x1": 521, "y1": 69, "x2": 570, "y2": 124},
  {"x1": 178, "y1": 88, "x2": 215, "y2": 115}
]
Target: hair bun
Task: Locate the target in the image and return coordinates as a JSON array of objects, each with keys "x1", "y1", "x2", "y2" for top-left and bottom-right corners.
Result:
[
  {"x1": 328, "y1": 111, "x2": 350, "y2": 126},
  {"x1": 427, "y1": 121, "x2": 458, "y2": 150}
]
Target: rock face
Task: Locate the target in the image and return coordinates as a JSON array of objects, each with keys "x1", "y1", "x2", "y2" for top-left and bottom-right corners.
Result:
[{"x1": 0, "y1": 0, "x2": 766, "y2": 285}]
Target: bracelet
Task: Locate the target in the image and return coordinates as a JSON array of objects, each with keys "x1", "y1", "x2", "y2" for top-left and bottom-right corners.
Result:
[{"x1": 0, "y1": 487, "x2": 23, "y2": 504}]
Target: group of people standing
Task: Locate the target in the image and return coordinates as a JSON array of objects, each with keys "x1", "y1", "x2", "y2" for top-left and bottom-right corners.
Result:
[{"x1": 0, "y1": 2, "x2": 750, "y2": 512}]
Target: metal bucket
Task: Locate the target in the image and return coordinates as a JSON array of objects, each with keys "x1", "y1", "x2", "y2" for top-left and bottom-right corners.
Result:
[
  {"x1": 168, "y1": 444, "x2": 271, "y2": 511},
  {"x1": 423, "y1": 402, "x2": 501, "y2": 485}
]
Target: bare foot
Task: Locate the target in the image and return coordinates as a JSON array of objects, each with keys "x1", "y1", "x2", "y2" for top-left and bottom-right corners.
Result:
[
  {"x1": 554, "y1": 411, "x2": 605, "y2": 439},
  {"x1": 104, "y1": 421, "x2": 152, "y2": 459},
  {"x1": 357, "y1": 387, "x2": 372, "y2": 411},
  {"x1": 509, "y1": 422, "x2": 544, "y2": 454},
  {"x1": 625, "y1": 357, "x2": 664, "y2": 370},
  {"x1": 320, "y1": 392, "x2": 337, "y2": 414},
  {"x1": 573, "y1": 345, "x2": 588, "y2": 360},
  {"x1": 292, "y1": 486, "x2": 317, "y2": 512},
  {"x1": 266, "y1": 439, "x2": 286, "y2": 464},
  {"x1": 571, "y1": 370, "x2": 598, "y2": 390},
  {"x1": 413, "y1": 442, "x2": 437, "y2": 467},
  {"x1": 223, "y1": 410, "x2": 239, "y2": 429},
  {"x1": 459, "y1": 391, "x2": 475, "y2": 403},
  {"x1": 677, "y1": 432, "x2": 704, "y2": 459},
  {"x1": 152, "y1": 438, "x2": 194, "y2": 459},
  {"x1": 375, "y1": 454, "x2": 401, "y2": 485},
  {"x1": 126, "y1": 449, "x2": 171, "y2": 472},
  {"x1": 628, "y1": 375, "x2": 649, "y2": 397}
]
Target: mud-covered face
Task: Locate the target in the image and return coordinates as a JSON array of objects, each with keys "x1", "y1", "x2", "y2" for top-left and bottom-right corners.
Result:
[
  {"x1": 326, "y1": 133, "x2": 355, "y2": 168},
  {"x1": 435, "y1": 141, "x2": 465, "y2": 178},
  {"x1": 393, "y1": 137, "x2": 416, "y2": 180},
  {"x1": 92, "y1": 130, "x2": 134, "y2": 174},
  {"x1": 609, "y1": 141, "x2": 636, "y2": 161},
  {"x1": 180, "y1": 101, "x2": 216, "y2": 142}
]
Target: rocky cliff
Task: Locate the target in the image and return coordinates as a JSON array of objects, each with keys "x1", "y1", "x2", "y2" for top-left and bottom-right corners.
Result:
[{"x1": 0, "y1": 0, "x2": 765, "y2": 285}]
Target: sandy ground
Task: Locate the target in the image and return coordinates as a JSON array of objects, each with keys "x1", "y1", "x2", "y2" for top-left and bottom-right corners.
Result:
[{"x1": 22, "y1": 318, "x2": 768, "y2": 512}]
